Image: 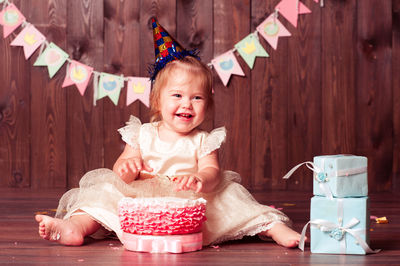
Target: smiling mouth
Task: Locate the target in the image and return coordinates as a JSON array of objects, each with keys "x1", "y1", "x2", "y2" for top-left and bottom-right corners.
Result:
[{"x1": 176, "y1": 113, "x2": 193, "y2": 119}]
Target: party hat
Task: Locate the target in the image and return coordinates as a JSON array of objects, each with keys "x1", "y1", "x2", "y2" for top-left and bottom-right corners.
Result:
[{"x1": 150, "y1": 17, "x2": 199, "y2": 80}]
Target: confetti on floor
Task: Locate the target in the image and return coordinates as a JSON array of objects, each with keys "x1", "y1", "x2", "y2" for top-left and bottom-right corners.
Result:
[
  {"x1": 211, "y1": 245, "x2": 219, "y2": 249},
  {"x1": 282, "y1": 203, "x2": 296, "y2": 207},
  {"x1": 370, "y1": 215, "x2": 378, "y2": 220},
  {"x1": 268, "y1": 205, "x2": 283, "y2": 211},
  {"x1": 375, "y1": 216, "x2": 389, "y2": 224},
  {"x1": 35, "y1": 211, "x2": 49, "y2": 215}
]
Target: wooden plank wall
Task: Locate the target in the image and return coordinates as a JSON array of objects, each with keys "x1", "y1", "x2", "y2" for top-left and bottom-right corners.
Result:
[{"x1": 0, "y1": 0, "x2": 398, "y2": 193}]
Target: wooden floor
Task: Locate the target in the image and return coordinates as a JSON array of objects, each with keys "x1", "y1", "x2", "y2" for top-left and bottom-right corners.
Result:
[{"x1": 1, "y1": 188, "x2": 399, "y2": 265}]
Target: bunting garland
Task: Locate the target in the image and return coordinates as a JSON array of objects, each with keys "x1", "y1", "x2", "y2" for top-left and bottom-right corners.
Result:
[
  {"x1": 234, "y1": 33, "x2": 269, "y2": 69},
  {"x1": 10, "y1": 24, "x2": 45, "y2": 59},
  {"x1": 276, "y1": 0, "x2": 311, "y2": 28},
  {"x1": 0, "y1": 0, "x2": 324, "y2": 107},
  {"x1": 0, "y1": 3, "x2": 24, "y2": 38},
  {"x1": 256, "y1": 13, "x2": 292, "y2": 51},
  {"x1": 211, "y1": 50, "x2": 245, "y2": 86},
  {"x1": 33, "y1": 42, "x2": 69, "y2": 78},
  {"x1": 126, "y1": 77, "x2": 151, "y2": 107},
  {"x1": 62, "y1": 60, "x2": 93, "y2": 96}
]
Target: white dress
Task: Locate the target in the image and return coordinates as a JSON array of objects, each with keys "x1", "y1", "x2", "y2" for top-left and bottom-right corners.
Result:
[{"x1": 56, "y1": 116, "x2": 291, "y2": 245}]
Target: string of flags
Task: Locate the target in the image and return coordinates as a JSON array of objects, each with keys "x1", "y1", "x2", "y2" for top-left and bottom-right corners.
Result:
[{"x1": 0, "y1": 0, "x2": 324, "y2": 107}]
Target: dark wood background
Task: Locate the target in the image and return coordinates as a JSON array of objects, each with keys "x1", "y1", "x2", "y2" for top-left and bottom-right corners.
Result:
[{"x1": 0, "y1": 0, "x2": 398, "y2": 193}]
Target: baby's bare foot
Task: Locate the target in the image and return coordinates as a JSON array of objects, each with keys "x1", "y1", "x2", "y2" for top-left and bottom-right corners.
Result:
[
  {"x1": 262, "y1": 223, "x2": 303, "y2": 248},
  {"x1": 35, "y1": 215, "x2": 84, "y2": 246}
]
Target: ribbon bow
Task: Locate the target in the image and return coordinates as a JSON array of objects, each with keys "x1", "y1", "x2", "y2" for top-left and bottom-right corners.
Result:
[
  {"x1": 298, "y1": 217, "x2": 380, "y2": 254},
  {"x1": 282, "y1": 161, "x2": 334, "y2": 199},
  {"x1": 298, "y1": 198, "x2": 380, "y2": 254}
]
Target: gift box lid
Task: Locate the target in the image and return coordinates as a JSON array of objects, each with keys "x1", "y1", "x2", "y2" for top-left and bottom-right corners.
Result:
[
  {"x1": 313, "y1": 155, "x2": 368, "y2": 198},
  {"x1": 313, "y1": 155, "x2": 367, "y2": 177}
]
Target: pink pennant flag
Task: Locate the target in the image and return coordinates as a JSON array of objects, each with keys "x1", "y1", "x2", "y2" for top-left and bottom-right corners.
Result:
[
  {"x1": 212, "y1": 50, "x2": 245, "y2": 86},
  {"x1": 0, "y1": 3, "x2": 25, "y2": 38},
  {"x1": 62, "y1": 60, "x2": 93, "y2": 96},
  {"x1": 11, "y1": 24, "x2": 46, "y2": 59},
  {"x1": 256, "y1": 14, "x2": 291, "y2": 50},
  {"x1": 276, "y1": 0, "x2": 311, "y2": 27},
  {"x1": 126, "y1": 77, "x2": 151, "y2": 107},
  {"x1": 314, "y1": 0, "x2": 319, "y2": 3}
]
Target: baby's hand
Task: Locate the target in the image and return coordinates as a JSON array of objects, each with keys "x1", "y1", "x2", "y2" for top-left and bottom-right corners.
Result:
[
  {"x1": 116, "y1": 157, "x2": 153, "y2": 182},
  {"x1": 172, "y1": 175, "x2": 203, "y2": 193}
]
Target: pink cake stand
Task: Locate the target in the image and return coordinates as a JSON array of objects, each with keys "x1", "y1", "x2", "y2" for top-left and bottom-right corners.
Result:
[{"x1": 122, "y1": 231, "x2": 203, "y2": 253}]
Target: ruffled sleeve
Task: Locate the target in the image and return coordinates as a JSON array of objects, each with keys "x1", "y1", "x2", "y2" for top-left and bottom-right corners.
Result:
[
  {"x1": 117, "y1": 115, "x2": 142, "y2": 149},
  {"x1": 198, "y1": 127, "x2": 227, "y2": 158}
]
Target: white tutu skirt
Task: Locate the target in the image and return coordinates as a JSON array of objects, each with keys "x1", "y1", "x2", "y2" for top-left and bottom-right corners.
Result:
[{"x1": 56, "y1": 168, "x2": 291, "y2": 245}]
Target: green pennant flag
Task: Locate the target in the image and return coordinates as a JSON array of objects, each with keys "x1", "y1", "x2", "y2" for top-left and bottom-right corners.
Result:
[
  {"x1": 234, "y1": 33, "x2": 269, "y2": 69},
  {"x1": 33, "y1": 42, "x2": 68, "y2": 78},
  {"x1": 97, "y1": 73, "x2": 123, "y2": 105}
]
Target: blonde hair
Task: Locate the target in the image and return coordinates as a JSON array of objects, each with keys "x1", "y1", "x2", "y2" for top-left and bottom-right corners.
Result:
[{"x1": 149, "y1": 56, "x2": 213, "y2": 122}]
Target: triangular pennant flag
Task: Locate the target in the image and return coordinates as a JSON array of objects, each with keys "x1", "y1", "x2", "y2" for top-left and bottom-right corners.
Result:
[
  {"x1": 62, "y1": 60, "x2": 93, "y2": 96},
  {"x1": 256, "y1": 14, "x2": 291, "y2": 50},
  {"x1": 33, "y1": 42, "x2": 69, "y2": 78},
  {"x1": 0, "y1": 3, "x2": 25, "y2": 38},
  {"x1": 10, "y1": 24, "x2": 46, "y2": 59},
  {"x1": 276, "y1": 0, "x2": 311, "y2": 28},
  {"x1": 314, "y1": 0, "x2": 319, "y2": 3},
  {"x1": 96, "y1": 73, "x2": 123, "y2": 105},
  {"x1": 234, "y1": 33, "x2": 269, "y2": 69},
  {"x1": 126, "y1": 77, "x2": 151, "y2": 107},
  {"x1": 211, "y1": 50, "x2": 245, "y2": 86}
]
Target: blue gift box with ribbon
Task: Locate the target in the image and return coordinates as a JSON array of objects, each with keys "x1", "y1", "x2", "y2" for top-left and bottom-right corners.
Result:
[
  {"x1": 313, "y1": 155, "x2": 368, "y2": 198},
  {"x1": 304, "y1": 196, "x2": 373, "y2": 254},
  {"x1": 282, "y1": 155, "x2": 368, "y2": 199}
]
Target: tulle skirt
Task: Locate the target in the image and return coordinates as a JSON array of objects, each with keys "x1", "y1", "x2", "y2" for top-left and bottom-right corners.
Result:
[{"x1": 56, "y1": 168, "x2": 291, "y2": 245}]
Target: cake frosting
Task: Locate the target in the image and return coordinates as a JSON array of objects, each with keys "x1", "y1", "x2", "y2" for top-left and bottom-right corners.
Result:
[{"x1": 118, "y1": 197, "x2": 207, "y2": 235}]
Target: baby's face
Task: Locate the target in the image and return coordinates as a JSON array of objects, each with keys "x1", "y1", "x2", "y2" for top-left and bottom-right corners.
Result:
[{"x1": 159, "y1": 69, "x2": 207, "y2": 136}]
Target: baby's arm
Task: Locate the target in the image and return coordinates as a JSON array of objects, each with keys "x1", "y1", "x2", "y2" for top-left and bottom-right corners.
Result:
[
  {"x1": 174, "y1": 150, "x2": 221, "y2": 193},
  {"x1": 113, "y1": 144, "x2": 152, "y2": 184}
]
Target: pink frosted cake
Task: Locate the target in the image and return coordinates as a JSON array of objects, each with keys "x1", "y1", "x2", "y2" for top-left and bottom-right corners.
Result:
[{"x1": 118, "y1": 197, "x2": 207, "y2": 253}]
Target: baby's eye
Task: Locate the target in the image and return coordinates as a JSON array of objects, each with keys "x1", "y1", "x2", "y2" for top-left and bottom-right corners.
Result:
[
  {"x1": 172, "y1": 94, "x2": 182, "y2": 98},
  {"x1": 193, "y1": 95, "x2": 203, "y2": 100}
]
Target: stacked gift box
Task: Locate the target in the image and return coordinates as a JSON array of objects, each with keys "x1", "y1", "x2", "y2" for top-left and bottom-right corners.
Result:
[{"x1": 284, "y1": 155, "x2": 378, "y2": 254}]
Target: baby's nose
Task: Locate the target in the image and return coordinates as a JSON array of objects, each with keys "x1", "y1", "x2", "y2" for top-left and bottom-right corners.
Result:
[{"x1": 181, "y1": 98, "x2": 192, "y2": 108}]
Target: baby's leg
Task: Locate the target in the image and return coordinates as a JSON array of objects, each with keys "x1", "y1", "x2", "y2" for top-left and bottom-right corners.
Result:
[
  {"x1": 35, "y1": 212, "x2": 101, "y2": 246},
  {"x1": 260, "y1": 222, "x2": 302, "y2": 248}
]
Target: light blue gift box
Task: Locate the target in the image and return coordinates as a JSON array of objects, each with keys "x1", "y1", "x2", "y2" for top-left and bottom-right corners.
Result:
[
  {"x1": 310, "y1": 196, "x2": 369, "y2": 254},
  {"x1": 313, "y1": 155, "x2": 368, "y2": 198}
]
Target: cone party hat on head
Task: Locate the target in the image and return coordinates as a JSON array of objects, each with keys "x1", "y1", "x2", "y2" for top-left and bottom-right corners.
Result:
[{"x1": 150, "y1": 17, "x2": 199, "y2": 81}]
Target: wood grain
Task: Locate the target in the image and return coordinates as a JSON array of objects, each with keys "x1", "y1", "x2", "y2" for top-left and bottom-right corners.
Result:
[
  {"x1": 29, "y1": 0, "x2": 68, "y2": 189},
  {"x1": 2, "y1": 189, "x2": 400, "y2": 264},
  {"x1": 103, "y1": 0, "x2": 141, "y2": 170},
  {"x1": 251, "y1": 0, "x2": 288, "y2": 191},
  {"x1": 356, "y1": 0, "x2": 393, "y2": 191},
  {"x1": 286, "y1": 0, "x2": 322, "y2": 191},
  {"x1": 0, "y1": 0, "x2": 399, "y2": 193},
  {"x1": 213, "y1": 0, "x2": 252, "y2": 188},
  {"x1": 321, "y1": 0, "x2": 357, "y2": 155},
  {"x1": 392, "y1": 0, "x2": 400, "y2": 191},
  {"x1": 65, "y1": 0, "x2": 104, "y2": 188},
  {"x1": 0, "y1": 16, "x2": 30, "y2": 188}
]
